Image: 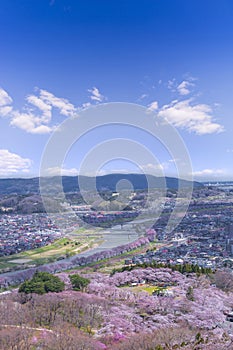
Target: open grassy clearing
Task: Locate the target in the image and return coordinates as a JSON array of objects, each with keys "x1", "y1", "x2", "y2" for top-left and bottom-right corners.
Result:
[
  {"x1": 121, "y1": 284, "x2": 167, "y2": 295},
  {"x1": 0, "y1": 229, "x2": 103, "y2": 272},
  {"x1": 22, "y1": 237, "x2": 84, "y2": 258}
]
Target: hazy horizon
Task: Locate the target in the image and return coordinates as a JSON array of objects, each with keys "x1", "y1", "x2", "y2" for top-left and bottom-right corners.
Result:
[{"x1": 0, "y1": 172, "x2": 232, "y2": 183}]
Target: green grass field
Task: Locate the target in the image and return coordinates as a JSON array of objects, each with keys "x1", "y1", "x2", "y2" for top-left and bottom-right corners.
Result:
[
  {"x1": 121, "y1": 284, "x2": 167, "y2": 295},
  {"x1": 0, "y1": 229, "x2": 103, "y2": 273}
]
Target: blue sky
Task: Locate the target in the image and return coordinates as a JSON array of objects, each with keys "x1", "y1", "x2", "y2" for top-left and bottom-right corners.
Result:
[{"x1": 0, "y1": 0, "x2": 233, "y2": 181}]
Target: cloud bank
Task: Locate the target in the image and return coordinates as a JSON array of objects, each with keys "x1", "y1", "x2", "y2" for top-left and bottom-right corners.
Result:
[
  {"x1": 0, "y1": 149, "x2": 32, "y2": 176},
  {"x1": 0, "y1": 87, "x2": 77, "y2": 134},
  {"x1": 158, "y1": 99, "x2": 223, "y2": 135}
]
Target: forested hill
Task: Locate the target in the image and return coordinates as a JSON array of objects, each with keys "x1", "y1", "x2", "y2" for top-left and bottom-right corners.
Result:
[{"x1": 0, "y1": 174, "x2": 203, "y2": 195}]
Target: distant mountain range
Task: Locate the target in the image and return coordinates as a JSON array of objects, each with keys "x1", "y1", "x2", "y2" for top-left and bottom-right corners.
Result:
[{"x1": 0, "y1": 174, "x2": 203, "y2": 195}]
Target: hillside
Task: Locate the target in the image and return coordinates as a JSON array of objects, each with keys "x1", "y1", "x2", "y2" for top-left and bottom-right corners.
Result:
[
  {"x1": 1, "y1": 266, "x2": 233, "y2": 349},
  {"x1": 0, "y1": 174, "x2": 203, "y2": 195}
]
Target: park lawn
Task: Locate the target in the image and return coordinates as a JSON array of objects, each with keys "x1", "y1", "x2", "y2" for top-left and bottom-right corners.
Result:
[
  {"x1": 142, "y1": 285, "x2": 157, "y2": 294},
  {"x1": 121, "y1": 284, "x2": 166, "y2": 295},
  {"x1": 124, "y1": 284, "x2": 155, "y2": 294}
]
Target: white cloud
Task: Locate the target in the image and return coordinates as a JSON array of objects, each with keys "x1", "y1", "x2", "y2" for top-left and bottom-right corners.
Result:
[
  {"x1": 0, "y1": 88, "x2": 77, "y2": 134},
  {"x1": 44, "y1": 167, "x2": 79, "y2": 176},
  {"x1": 0, "y1": 87, "x2": 12, "y2": 106},
  {"x1": 10, "y1": 111, "x2": 54, "y2": 134},
  {"x1": 141, "y1": 163, "x2": 165, "y2": 174},
  {"x1": 94, "y1": 168, "x2": 138, "y2": 176},
  {"x1": 1, "y1": 85, "x2": 108, "y2": 134},
  {"x1": 18, "y1": 89, "x2": 77, "y2": 133},
  {"x1": 26, "y1": 94, "x2": 52, "y2": 120},
  {"x1": 168, "y1": 158, "x2": 180, "y2": 163},
  {"x1": 88, "y1": 87, "x2": 104, "y2": 102},
  {"x1": 0, "y1": 149, "x2": 32, "y2": 176},
  {"x1": 39, "y1": 89, "x2": 76, "y2": 116},
  {"x1": 192, "y1": 168, "x2": 225, "y2": 177},
  {"x1": 138, "y1": 94, "x2": 148, "y2": 101},
  {"x1": 167, "y1": 77, "x2": 195, "y2": 96},
  {"x1": 0, "y1": 87, "x2": 13, "y2": 117},
  {"x1": 177, "y1": 80, "x2": 194, "y2": 96},
  {"x1": 0, "y1": 105, "x2": 13, "y2": 117},
  {"x1": 167, "y1": 79, "x2": 176, "y2": 91},
  {"x1": 81, "y1": 102, "x2": 91, "y2": 109},
  {"x1": 158, "y1": 99, "x2": 224, "y2": 135},
  {"x1": 147, "y1": 101, "x2": 159, "y2": 112}
]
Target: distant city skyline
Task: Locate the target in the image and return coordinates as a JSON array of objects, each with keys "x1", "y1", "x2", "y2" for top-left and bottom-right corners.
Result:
[{"x1": 0, "y1": 0, "x2": 233, "y2": 181}]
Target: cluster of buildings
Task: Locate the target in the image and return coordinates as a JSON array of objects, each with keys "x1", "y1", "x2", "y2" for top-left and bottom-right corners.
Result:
[
  {"x1": 1, "y1": 184, "x2": 233, "y2": 271},
  {"x1": 126, "y1": 186, "x2": 233, "y2": 269},
  {"x1": 80, "y1": 210, "x2": 138, "y2": 226},
  {"x1": 0, "y1": 214, "x2": 61, "y2": 256}
]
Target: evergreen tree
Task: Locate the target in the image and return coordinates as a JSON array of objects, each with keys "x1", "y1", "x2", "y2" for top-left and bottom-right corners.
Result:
[
  {"x1": 19, "y1": 271, "x2": 65, "y2": 294},
  {"x1": 69, "y1": 274, "x2": 90, "y2": 291}
]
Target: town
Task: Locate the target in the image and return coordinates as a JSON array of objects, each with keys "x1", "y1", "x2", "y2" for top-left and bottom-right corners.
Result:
[
  {"x1": 0, "y1": 183, "x2": 233, "y2": 274},
  {"x1": 0, "y1": 213, "x2": 61, "y2": 257}
]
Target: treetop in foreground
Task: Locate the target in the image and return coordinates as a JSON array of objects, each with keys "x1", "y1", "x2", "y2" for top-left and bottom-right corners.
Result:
[
  {"x1": 69, "y1": 273, "x2": 90, "y2": 291},
  {"x1": 18, "y1": 271, "x2": 65, "y2": 294}
]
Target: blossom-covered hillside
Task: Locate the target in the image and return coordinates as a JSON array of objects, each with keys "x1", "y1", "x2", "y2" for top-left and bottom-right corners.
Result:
[{"x1": 1, "y1": 267, "x2": 233, "y2": 349}]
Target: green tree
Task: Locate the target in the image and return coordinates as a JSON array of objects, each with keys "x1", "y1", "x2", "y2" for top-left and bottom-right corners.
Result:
[
  {"x1": 186, "y1": 286, "x2": 195, "y2": 301},
  {"x1": 19, "y1": 271, "x2": 65, "y2": 294},
  {"x1": 69, "y1": 274, "x2": 90, "y2": 291}
]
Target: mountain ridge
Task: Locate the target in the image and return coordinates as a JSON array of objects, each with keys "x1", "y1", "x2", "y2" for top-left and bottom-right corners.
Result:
[{"x1": 0, "y1": 173, "x2": 203, "y2": 195}]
